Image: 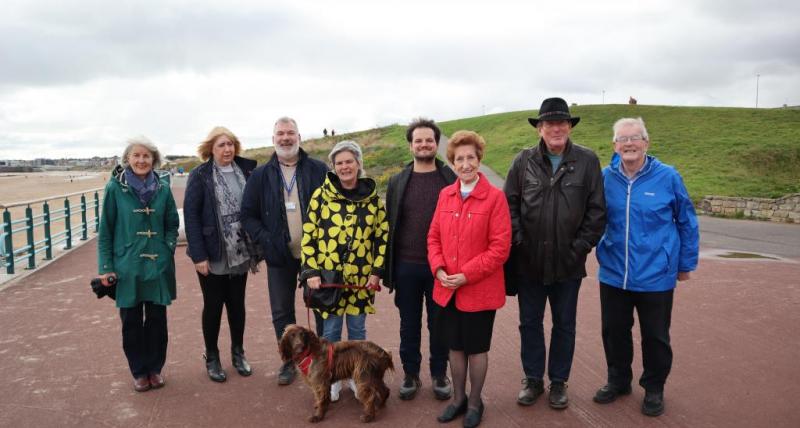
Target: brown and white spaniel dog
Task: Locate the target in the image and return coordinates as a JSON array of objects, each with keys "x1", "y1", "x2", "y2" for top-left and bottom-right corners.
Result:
[{"x1": 279, "y1": 324, "x2": 394, "y2": 423}]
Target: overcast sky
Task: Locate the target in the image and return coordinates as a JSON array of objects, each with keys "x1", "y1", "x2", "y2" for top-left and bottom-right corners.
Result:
[{"x1": 1, "y1": 0, "x2": 798, "y2": 160}]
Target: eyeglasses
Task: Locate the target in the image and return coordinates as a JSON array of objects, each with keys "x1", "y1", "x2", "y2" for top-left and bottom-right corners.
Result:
[{"x1": 614, "y1": 135, "x2": 645, "y2": 143}]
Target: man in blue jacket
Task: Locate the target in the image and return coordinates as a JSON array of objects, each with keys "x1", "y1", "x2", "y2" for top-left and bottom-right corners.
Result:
[
  {"x1": 594, "y1": 117, "x2": 699, "y2": 416},
  {"x1": 241, "y1": 117, "x2": 328, "y2": 385}
]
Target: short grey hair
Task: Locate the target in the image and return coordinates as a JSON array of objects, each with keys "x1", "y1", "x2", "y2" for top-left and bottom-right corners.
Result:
[
  {"x1": 273, "y1": 116, "x2": 299, "y2": 134},
  {"x1": 121, "y1": 136, "x2": 162, "y2": 169},
  {"x1": 328, "y1": 140, "x2": 365, "y2": 177},
  {"x1": 613, "y1": 117, "x2": 649, "y2": 141}
]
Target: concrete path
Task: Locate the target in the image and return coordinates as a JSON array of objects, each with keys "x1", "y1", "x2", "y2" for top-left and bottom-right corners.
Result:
[{"x1": 698, "y1": 216, "x2": 800, "y2": 259}]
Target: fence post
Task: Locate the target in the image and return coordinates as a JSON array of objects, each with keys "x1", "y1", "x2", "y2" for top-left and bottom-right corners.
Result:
[
  {"x1": 25, "y1": 205, "x2": 35, "y2": 269},
  {"x1": 80, "y1": 194, "x2": 88, "y2": 240},
  {"x1": 3, "y1": 210, "x2": 13, "y2": 274},
  {"x1": 43, "y1": 202, "x2": 53, "y2": 260},
  {"x1": 94, "y1": 191, "x2": 100, "y2": 232},
  {"x1": 64, "y1": 198, "x2": 72, "y2": 250}
]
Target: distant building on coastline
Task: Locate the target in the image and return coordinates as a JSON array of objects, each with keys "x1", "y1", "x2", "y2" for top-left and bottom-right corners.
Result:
[{"x1": 0, "y1": 156, "x2": 118, "y2": 171}]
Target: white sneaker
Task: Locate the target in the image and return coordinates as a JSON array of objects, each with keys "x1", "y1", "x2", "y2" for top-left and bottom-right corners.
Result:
[
  {"x1": 330, "y1": 380, "x2": 342, "y2": 402},
  {"x1": 347, "y1": 378, "x2": 359, "y2": 401}
]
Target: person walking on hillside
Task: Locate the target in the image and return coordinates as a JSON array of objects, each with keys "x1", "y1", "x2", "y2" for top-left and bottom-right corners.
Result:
[
  {"x1": 241, "y1": 117, "x2": 328, "y2": 386},
  {"x1": 593, "y1": 117, "x2": 699, "y2": 416},
  {"x1": 385, "y1": 118, "x2": 456, "y2": 401},
  {"x1": 184, "y1": 126, "x2": 259, "y2": 383},
  {"x1": 97, "y1": 137, "x2": 180, "y2": 392},
  {"x1": 428, "y1": 130, "x2": 511, "y2": 428},
  {"x1": 504, "y1": 97, "x2": 606, "y2": 409},
  {"x1": 301, "y1": 140, "x2": 389, "y2": 401}
]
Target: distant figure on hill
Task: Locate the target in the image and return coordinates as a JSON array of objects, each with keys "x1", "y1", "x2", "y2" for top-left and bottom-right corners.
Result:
[
  {"x1": 323, "y1": 128, "x2": 328, "y2": 137},
  {"x1": 331, "y1": 129, "x2": 336, "y2": 137},
  {"x1": 629, "y1": 96, "x2": 638, "y2": 105}
]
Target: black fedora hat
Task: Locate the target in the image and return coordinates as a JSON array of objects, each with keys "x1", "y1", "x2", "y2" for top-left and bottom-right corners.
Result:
[{"x1": 528, "y1": 97, "x2": 580, "y2": 127}]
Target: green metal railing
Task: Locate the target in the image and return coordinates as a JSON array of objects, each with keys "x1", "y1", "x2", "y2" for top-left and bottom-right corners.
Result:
[{"x1": 1, "y1": 188, "x2": 103, "y2": 275}]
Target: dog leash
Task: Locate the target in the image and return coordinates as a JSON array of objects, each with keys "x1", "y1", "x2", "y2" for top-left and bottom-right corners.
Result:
[{"x1": 305, "y1": 282, "x2": 382, "y2": 330}]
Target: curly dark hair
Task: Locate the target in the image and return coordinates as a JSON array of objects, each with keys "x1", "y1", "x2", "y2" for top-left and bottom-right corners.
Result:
[{"x1": 405, "y1": 117, "x2": 441, "y2": 144}]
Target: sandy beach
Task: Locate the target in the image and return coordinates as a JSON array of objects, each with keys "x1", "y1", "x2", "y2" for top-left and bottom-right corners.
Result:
[
  {"x1": 0, "y1": 171, "x2": 107, "y2": 206},
  {"x1": 1, "y1": 172, "x2": 108, "y2": 269}
]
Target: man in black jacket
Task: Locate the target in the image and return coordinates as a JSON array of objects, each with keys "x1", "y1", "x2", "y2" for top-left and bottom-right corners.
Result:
[
  {"x1": 504, "y1": 98, "x2": 606, "y2": 409},
  {"x1": 241, "y1": 117, "x2": 328, "y2": 385},
  {"x1": 385, "y1": 118, "x2": 456, "y2": 401}
]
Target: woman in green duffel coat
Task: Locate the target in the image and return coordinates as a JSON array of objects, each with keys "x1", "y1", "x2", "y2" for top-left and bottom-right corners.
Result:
[{"x1": 97, "y1": 136, "x2": 180, "y2": 393}]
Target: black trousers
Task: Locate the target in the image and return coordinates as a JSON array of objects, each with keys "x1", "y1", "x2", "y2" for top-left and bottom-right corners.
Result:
[
  {"x1": 120, "y1": 302, "x2": 168, "y2": 378},
  {"x1": 393, "y1": 260, "x2": 449, "y2": 377},
  {"x1": 197, "y1": 272, "x2": 247, "y2": 353},
  {"x1": 267, "y1": 258, "x2": 324, "y2": 341},
  {"x1": 600, "y1": 283, "x2": 674, "y2": 392}
]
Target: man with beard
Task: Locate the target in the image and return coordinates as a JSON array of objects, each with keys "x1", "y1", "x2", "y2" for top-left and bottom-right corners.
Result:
[
  {"x1": 241, "y1": 116, "x2": 328, "y2": 385},
  {"x1": 385, "y1": 118, "x2": 456, "y2": 401}
]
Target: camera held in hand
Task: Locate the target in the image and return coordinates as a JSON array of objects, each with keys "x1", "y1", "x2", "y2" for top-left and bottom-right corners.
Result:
[{"x1": 90, "y1": 275, "x2": 117, "y2": 300}]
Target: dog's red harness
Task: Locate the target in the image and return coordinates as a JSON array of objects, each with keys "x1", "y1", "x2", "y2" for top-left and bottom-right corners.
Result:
[{"x1": 295, "y1": 343, "x2": 334, "y2": 376}]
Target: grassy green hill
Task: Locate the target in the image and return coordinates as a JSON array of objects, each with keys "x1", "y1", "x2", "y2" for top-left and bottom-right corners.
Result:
[{"x1": 176, "y1": 105, "x2": 800, "y2": 200}]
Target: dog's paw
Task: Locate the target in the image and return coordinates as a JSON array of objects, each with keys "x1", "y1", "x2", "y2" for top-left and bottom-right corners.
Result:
[
  {"x1": 308, "y1": 414, "x2": 323, "y2": 423},
  {"x1": 360, "y1": 414, "x2": 375, "y2": 423}
]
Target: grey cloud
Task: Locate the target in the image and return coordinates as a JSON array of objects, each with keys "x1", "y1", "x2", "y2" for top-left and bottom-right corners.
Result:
[{"x1": 1, "y1": 3, "x2": 295, "y2": 86}]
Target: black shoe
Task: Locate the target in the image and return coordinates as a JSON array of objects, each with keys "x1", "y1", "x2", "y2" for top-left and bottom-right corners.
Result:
[
  {"x1": 517, "y1": 377, "x2": 544, "y2": 406},
  {"x1": 231, "y1": 346, "x2": 252, "y2": 376},
  {"x1": 642, "y1": 391, "x2": 665, "y2": 416},
  {"x1": 399, "y1": 374, "x2": 422, "y2": 400},
  {"x1": 593, "y1": 383, "x2": 632, "y2": 404},
  {"x1": 437, "y1": 399, "x2": 468, "y2": 423},
  {"x1": 548, "y1": 382, "x2": 569, "y2": 409},
  {"x1": 204, "y1": 351, "x2": 227, "y2": 383},
  {"x1": 462, "y1": 401, "x2": 484, "y2": 428},
  {"x1": 432, "y1": 375, "x2": 453, "y2": 400},
  {"x1": 277, "y1": 360, "x2": 296, "y2": 385}
]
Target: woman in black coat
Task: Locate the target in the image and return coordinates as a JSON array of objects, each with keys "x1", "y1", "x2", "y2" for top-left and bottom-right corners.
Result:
[{"x1": 184, "y1": 126, "x2": 259, "y2": 382}]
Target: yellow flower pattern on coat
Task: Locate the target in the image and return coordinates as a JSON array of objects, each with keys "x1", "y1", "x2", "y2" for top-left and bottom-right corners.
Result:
[{"x1": 300, "y1": 174, "x2": 389, "y2": 319}]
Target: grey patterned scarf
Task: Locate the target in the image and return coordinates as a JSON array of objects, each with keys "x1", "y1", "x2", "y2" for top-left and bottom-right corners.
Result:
[{"x1": 212, "y1": 162, "x2": 260, "y2": 271}]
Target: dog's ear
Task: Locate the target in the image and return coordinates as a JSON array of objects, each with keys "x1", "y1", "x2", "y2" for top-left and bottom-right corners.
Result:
[
  {"x1": 304, "y1": 326, "x2": 322, "y2": 353},
  {"x1": 278, "y1": 329, "x2": 294, "y2": 362}
]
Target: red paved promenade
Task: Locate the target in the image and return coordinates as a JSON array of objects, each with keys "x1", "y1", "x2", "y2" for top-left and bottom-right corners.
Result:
[
  {"x1": 2, "y1": 238, "x2": 799, "y2": 427},
  {"x1": 1, "y1": 177, "x2": 799, "y2": 427}
]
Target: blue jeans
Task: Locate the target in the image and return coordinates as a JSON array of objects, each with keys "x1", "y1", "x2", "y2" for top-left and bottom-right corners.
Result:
[
  {"x1": 322, "y1": 313, "x2": 367, "y2": 342},
  {"x1": 518, "y1": 278, "x2": 582, "y2": 382},
  {"x1": 394, "y1": 261, "x2": 449, "y2": 377}
]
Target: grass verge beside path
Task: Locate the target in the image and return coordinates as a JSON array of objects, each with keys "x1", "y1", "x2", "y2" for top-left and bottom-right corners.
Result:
[
  {"x1": 440, "y1": 104, "x2": 800, "y2": 200},
  {"x1": 174, "y1": 105, "x2": 800, "y2": 200}
]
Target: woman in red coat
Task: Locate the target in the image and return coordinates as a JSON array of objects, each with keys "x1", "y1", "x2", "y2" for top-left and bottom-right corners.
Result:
[{"x1": 427, "y1": 130, "x2": 511, "y2": 428}]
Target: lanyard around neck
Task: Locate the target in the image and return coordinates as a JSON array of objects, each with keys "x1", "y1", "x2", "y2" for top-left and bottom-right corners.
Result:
[{"x1": 280, "y1": 167, "x2": 297, "y2": 195}]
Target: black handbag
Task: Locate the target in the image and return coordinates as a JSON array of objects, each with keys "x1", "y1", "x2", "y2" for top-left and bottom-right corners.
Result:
[{"x1": 302, "y1": 269, "x2": 344, "y2": 312}]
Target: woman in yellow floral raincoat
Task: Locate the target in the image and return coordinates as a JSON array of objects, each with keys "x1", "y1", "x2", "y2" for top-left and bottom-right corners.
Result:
[{"x1": 301, "y1": 141, "x2": 388, "y2": 350}]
